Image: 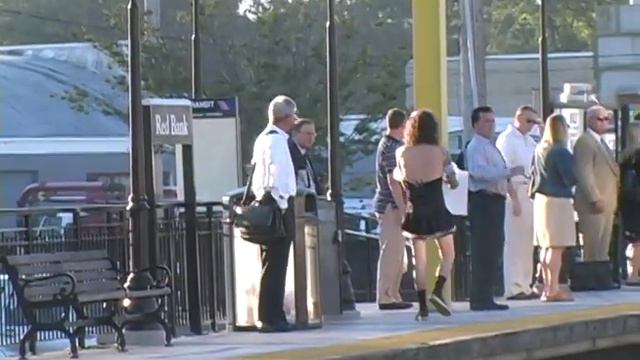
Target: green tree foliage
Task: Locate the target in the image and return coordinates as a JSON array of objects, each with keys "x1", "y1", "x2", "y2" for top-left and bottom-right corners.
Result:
[
  {"x1": 0, "y1": 0, "x2": 629, "y2": 167},
  {"x1": 482, "y1": 0, "x2": 628, "y2": 54}
]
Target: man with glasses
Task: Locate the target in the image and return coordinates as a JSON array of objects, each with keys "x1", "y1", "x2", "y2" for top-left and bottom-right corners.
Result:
[
  {"x1": 289, "y1": 118, "x2": 322, "y2": 195},
  {"x1": 574, "y1": 105, "x2": 620, "y2": 263},
  {"x1": 250, "y1": 95, "x2": 298, "y2": 332},
  {"x1": 496, "y1": 105, "x2": 541, "y2": 300}
]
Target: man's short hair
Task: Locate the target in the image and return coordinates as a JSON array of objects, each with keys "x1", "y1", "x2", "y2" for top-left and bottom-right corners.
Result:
[
  {"x1": 386, "y1": 108, "x2": 406, "y2": 130},
  {"x1": 292, "y1": 118, "x2": 314, "y2": 133},
  {"x1": 268, "y1": 95, "x2": 297, "y2": 124},
  {"x1": 471, "y1": 106, "x2": 494, "y2": 127}
]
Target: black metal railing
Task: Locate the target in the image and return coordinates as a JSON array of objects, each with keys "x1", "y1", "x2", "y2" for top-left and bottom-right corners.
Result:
[
  {"x1": 342, "y1": 212, "x2": 472, "y2": 303},
  {"x1": 0, "y1": 202, "x2": 228, "y2": 346}
]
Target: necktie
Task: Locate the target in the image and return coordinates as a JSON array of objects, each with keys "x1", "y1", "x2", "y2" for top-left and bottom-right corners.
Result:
[
  {"x1": 304, "y1": 155, "x2": 314, "y2": 188},
  {"x1": 600, "y1": 138, "x2": 614, "y2": 159}
]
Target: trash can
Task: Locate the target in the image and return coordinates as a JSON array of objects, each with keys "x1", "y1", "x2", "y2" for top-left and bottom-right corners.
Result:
[
  {"x1": 316, "y1": 198, "x2": 342, "y2": 317},
  {"x1": 222, "y1": 188, "x2": 322, "y2": 330},
  {"x1": 291, "y1": 190, "x2": 322, "y2": 329}
]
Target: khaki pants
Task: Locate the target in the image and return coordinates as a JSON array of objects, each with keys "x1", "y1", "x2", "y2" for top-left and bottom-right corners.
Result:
[
  {"x1": 376, "y1": 205, "x2": 406, "y2": 304},
  {"x1": 578, "y1": 210, "x2": 615, "y2": 261},
  {"x1": 504, "y1": 184, "x2": 534, "y2": 297}
]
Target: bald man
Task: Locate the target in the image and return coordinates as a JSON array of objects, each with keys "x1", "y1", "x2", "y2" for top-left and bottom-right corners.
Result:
[{"x1": 574, "y1": 105, "x2": 620, "y2": 262}]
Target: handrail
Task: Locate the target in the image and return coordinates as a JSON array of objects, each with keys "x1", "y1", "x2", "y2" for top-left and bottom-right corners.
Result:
[
  {"x1": 0, "y1": 201, "x2": 225, "y2": 216},
  {"x1": 343, "y1": 229, "x2": 378, "y2": 241},
  {"x1": 344, "y1": 211, "x2": 377, "y2": 223},
  {"x1": 0, "y1": 204, "x2": 127, "y2": 215}
]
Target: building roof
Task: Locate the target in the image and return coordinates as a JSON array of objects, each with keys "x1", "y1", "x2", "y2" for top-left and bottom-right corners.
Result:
[{"x1": 0, "y1": 43, "x2": 128, "y2": 137}]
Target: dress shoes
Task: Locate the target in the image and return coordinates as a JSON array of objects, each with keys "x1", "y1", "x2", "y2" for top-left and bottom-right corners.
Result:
[
  {"x1": 470, "y1": 302, "x2": 509, "y2": 311},
  {"x1": 258, "y1": 321, "x2": 293, "y2": 333},
  {"x1": 378, "y1": 302, "x2": 413, "y2": 310}
]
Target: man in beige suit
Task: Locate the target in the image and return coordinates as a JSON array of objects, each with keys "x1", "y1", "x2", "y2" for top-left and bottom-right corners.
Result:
[{"x1": 574, "y1": 105, "x2": 620, "y2": 261}]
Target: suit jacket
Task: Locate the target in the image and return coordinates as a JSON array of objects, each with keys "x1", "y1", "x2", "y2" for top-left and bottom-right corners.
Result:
[
  {"x1": 288, "y1": 139, "x2": 322, "y2": 196},
  {"x1": 573, "y1": 131, "x2": 620, "y2": 213}
]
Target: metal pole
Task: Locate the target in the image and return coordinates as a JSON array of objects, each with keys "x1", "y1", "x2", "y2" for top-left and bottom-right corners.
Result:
[
  {"x1": 327, "y1": 0, "x2": 355, "y2": 313},
  {"x1": 462, "y1": 0, "x2": 478, "y2": 108},
  {"x1": 192, "y1": 0, "x2": 203, "y2": 97},
  {"x1": 127, "y1": 0, "x2": 150, "y2": 271},
  {"x1": 539, "y1": 0, "x2": 551, "y2": 120},
  {"x1": 184, "y1": 0, "x2": 204, "y2": 334},
  {"x1": 124, "y1": 0, "x2": 158, "y2": 335},
  {"x1": 326, "y1": 0, "x2": 342, "y2": 247}
]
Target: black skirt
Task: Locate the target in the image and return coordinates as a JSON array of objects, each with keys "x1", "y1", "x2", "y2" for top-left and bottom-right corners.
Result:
[{"x1": 401, "y1": 178, "x2": 455, "y2": 239}]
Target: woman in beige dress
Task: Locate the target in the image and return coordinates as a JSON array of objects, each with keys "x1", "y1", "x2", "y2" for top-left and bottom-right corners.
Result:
[
  {"x1": 394, "y1": 110, "x2": 458, "y2": 320},
  {"x1": 530, "y1": 114, "x2": 576, "y2": 302}
]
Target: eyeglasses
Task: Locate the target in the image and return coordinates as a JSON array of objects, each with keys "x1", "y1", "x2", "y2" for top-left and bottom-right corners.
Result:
[
  {"x1": 300, "y1": 131, "x2": 317, "y2": 137},
  {"x1": 596, "y1": 117, "x2": 610, "y2": 122},
  {"x1": 526, "y1": 118, "x2": 540, "y2": 124}
]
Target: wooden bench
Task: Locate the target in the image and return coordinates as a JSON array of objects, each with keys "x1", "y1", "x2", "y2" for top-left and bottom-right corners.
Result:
[{"x1": 0, "y1": 250, "x2": 172, "y2": 359}]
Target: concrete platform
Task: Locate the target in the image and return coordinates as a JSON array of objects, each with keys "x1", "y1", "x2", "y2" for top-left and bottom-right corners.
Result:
[{"x1": 2, "y1": 287, "x2": 639, "y2": 360}]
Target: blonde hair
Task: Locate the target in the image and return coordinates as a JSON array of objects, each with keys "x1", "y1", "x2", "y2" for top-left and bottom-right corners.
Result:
[
  {"x1": 541, "y1": 113, "x2": 568, "y2": 149},
  {"x1": 621, "y1": 121, "x2": 640, "y2": 160}
]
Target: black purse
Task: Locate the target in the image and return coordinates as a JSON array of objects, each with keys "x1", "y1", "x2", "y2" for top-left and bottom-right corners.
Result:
[
  {"x1": 233, "y1": 165, "x2": 286, "y2": 245},
  {"x1": 569, "y1": 261, "x2": 618, "y2": 291}
]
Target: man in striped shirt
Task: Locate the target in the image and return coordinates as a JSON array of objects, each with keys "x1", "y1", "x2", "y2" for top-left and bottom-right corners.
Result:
[{"x1": 373, "y1": 108, "x2": 412, "y2": 310}]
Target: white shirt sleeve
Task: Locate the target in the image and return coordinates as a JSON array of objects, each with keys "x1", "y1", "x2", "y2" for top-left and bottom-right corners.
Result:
[
  {"x1": 496, "y1": 132, "x2": 514, "y2": 167},
  {"x1": 251, "y1": 132, "x2": 296, "y2": 210}
]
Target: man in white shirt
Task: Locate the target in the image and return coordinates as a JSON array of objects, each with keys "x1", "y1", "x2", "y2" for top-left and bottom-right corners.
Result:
[
  {"x1": 496, "y1": 105, "x2": 541, "y2": 300},
  {"x1": 250, "y1": 95, "x2": 298, "y2": 332},
  {"x1": 574, "y1": 105, "x2": 619, "y2": 263}
]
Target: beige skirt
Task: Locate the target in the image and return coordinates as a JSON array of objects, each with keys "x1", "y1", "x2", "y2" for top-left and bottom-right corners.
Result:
[{"x1": 533, "y1": 193, "x2": 576, "y2": 248}]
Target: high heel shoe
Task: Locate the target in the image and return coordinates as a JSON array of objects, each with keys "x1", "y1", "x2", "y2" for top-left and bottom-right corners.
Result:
[
  {"x1": 429, "y1": 294, "x2": 452, "y2": 317},
  {"x1": 415, "y1": 309, "x2": 429, "y2": 321},
  {"x1": 415, "y1": 290, "x2": 428, "y2": 321},
  {"x1": 430, "y1": 275, "x2": 452, "y2": 316}
]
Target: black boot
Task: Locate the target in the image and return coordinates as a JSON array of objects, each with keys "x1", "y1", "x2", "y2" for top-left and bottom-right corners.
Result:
[
  {"x1": 415, "y1": 290, "x2": 428, "y2": 321},
  {"x1": 430, "y1": 275, "x2": 452, "y2": 316}
]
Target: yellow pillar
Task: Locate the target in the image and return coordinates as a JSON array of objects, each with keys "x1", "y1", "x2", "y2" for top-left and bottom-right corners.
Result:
[{"x1": 412, "y1": 0, "x2": 451, "y2": 303}]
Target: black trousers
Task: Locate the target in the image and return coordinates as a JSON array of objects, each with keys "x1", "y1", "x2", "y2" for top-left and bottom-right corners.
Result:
[
  {"x1": 258, "y1": 197, "x2": 294, "y2": 325},
  {"x1": 468, "y1": 191, "x2": 506, "y2": 305}
]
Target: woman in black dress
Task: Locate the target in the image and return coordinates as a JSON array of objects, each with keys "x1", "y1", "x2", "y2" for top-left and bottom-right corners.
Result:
[{"x1": 394, "y1": 110, "x2": 458, "y2": 320}]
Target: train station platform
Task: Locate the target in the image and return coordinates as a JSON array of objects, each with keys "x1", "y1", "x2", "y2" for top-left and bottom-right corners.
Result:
[{"x1": 2, "y1": 287, "x2": 639, "y2": 360}]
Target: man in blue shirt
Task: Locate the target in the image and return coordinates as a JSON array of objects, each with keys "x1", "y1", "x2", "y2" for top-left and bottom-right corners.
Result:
[{"x1": 466, "y1": 106, "x2": 525, "y2": 311}]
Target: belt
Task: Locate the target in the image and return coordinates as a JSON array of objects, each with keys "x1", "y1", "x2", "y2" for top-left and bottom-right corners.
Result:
[{"x1": 469, "y1": 190, "x2": 506, "y2": 199}]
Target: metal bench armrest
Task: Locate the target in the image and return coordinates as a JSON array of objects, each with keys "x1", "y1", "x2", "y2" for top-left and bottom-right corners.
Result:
[
  {"x1": 123, "y1": 265, "x2": 171, "y2": 288},
  {"x1": 22, "y1": 273, "x2": 77, "y2": 300}
]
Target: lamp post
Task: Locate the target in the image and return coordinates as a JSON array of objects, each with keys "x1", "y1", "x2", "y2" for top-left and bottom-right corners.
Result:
[
  {"x1": 123, "y1": 0, "x2": 158, "y2": 334},
  {"x1": 192, "y1": 0, "x2": 202, "y2": 97},
  {"x1": 326, "y1": 1, "x2": 341, "y2": 220},
  {"x1": 126, "y1": 0, "x2": 150, "y2": 273},
  {"x1": 538, "y1": 0, "x2": 551, "y2": 120},
  {"x1": 183, "y1": 0, "x2": 204, "y2": 334},
  {"x1": 326, "y1": 0, "x2": 356, "y2": 312}
]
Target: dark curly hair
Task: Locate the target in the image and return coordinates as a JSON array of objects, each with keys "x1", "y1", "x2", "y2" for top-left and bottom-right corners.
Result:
[{"x1": 404, "y1": 109, "x2": 439, "y2": 146}]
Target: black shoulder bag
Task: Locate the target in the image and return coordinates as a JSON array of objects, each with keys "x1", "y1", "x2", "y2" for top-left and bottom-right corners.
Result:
[{"x1": 232, "y1": 133, "x2": 286, "y2": 245}]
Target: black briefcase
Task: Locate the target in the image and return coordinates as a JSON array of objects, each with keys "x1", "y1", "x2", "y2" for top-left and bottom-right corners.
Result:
[{"x1": 569, "y1": 261, "x2": 618, "y2": 291}]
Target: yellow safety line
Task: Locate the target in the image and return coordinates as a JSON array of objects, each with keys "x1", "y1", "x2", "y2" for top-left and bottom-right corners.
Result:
[{"x1": 241, "y1": 303, "x2": 640, "y2": 360}]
